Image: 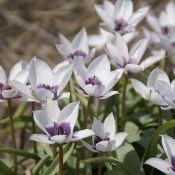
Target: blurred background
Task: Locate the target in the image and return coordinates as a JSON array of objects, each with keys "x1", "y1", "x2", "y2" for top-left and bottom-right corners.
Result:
[{"x1": 0, "y1": 0, "x2": 167, "y2": 71}]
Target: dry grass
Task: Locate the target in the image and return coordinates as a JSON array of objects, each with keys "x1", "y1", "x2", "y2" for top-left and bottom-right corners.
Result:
[{"x1": 0, "y1": 0, "x2": 167, "y2": 70}]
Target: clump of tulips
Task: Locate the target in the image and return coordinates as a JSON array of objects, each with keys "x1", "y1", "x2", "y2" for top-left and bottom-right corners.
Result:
[{"x1": 1, "y1": 0, "x2": 175, "y2": 175}]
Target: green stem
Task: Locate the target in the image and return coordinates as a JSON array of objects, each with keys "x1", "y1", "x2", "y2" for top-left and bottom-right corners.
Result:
[
  {"x1": 52, "y1": 144, "x2": 57, "y2": 159},
  {"x1": 58, "y1": 145, "x2": 64, "y2": 175},
  {"x1": 98, "y1": 163, "x2": 102, "y2": 175},
  {"x1": 32, "y1": 102, "x2": 37, "y2": 153},
  {"x1": 83, "y1": 97, "x2": 92, "y2": 129},
  {"x1": 76, "y1": 147, "x2": 80, "y2": 175},
  {"x1": 120, "y1": 76, "x2": 128, "y2": 131},
  {"x1": 158, "y1": 107, "x2": 163, "y2": 127},
  {"x1": 8, "y1": 99, "x2": 17, "y2": 172}
]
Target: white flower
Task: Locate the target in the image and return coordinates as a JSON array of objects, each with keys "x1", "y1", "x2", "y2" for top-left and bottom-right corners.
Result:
[
  {"x1": 156, "y1": 74, "x2": 175, "y2": 109},
  {"x1": 95, "y1": 0, "x2": 149, "y2": 34},
  {"x1": 82, "y1": 113, "x2": 128, "y2": 153},
  {"x1": 147, "y1": 2, "x2": 175, "y2": 36},
  {"x1": 145, "y1": 135, "x2": 175, "y2": 175},
  {"x1": 30, "y1": 99, "x2": 94, "y2": 144},
  {"x1": 74, "y1": 54, "x2": 123, "y2": 99},
  {"x1": 0, "y1": 61, "x2": 29, "y2": 100},
  {"x1": 147, "y1": 2, "x2": 175, "y2": 55},
  {"x1": 143, "y1": 28, "x2": 165, "y2": 56},
  {"x1": 159, "y1": 30, "x2": 175, "y2": 55},
  {"x1": 56, "y1": 28, "x2": 95, "y2": 64},
  {"x1": 11, "y1": 57, "x2": 73, "y2": 103},
  {"x1": 106, "y1": 33, "x2": 165, "y2": 75},
  {"x1": 131, "y1": 68, "x2": 169, "y2": 107},
  {"x1": 88, "y1": 27, "x2": 137, "y2": 50}
]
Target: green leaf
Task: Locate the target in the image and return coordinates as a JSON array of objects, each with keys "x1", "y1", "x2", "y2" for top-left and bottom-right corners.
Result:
[
  {"x1": 0, "y1": 146, "x2": 39, "y2": 160},
  {"x1": 0, "y1": 159, "x2": 16, "y2": 175},
  {"x1": 143, "y1": 119, "x2": 175, "y2": 162},
  {"x1": 116, "y1": 143, "x2": 145, "y2": 175},
  {"x1": 33, "y1": 156, "x2": 51, "y2": 175}
]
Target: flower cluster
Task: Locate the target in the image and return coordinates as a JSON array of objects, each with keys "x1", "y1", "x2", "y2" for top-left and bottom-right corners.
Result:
[{"x1": 2, "y1": 0, "x2": 175, "y2": 174}]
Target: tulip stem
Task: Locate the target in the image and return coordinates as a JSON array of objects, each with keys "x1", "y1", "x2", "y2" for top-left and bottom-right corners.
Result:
[
  {"x1": 58, "y1": 145, "x2": 64, "y2": 175},
  {"x1": 120, "y1": 76, "x2": 128, "y2": 131},
  {"x1": 98, "y1": 163, "x2": 102, "y2": 175},
  {"x1": 32, "y1": 102, "x2": 37, "y2": 153},
  {"x1": 158, "y1": 107, "x2": 163, "y2": 127},
  {"x1": 8, "y1": 99, "x2": 17, "y2": 172},
  {"x1": 52, "y1": 144, "x2": 57, "y2": 159},
  {"x1": 83, "y1": 97, "x2": 92, "y2": 129},
  {"x1": 76, "y1": 147, "x2": 80, "y2": 175}
]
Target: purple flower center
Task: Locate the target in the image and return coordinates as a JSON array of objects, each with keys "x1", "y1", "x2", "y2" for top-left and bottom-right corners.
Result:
[
  {"x1": 85, "y1": 76, "x2": 102, "y2": 86},
  {"x1": 37, "y1": 84, "x2": 59, "y2": 100},
  {"x1": 46, "y1": 122, "x2": 71, "y2": 137},
  {"x1": 114, "y1": 19, "x2": 128, "y2": 31},
  {"x1": 171, "y1": 156, "x2": 175, "y2": 172},
  {"x1": 0, "y1": 83, "x2": 21, "y2": 99},
  {"x1": 68, "y1": 50, "x2": 87, "y2": 60},
  {"x1": 161, "y1": 26, "x2": 170, "y2": 35},
  {"x1": 93, "y1": 135, "x2": 110, "y2": 145}
]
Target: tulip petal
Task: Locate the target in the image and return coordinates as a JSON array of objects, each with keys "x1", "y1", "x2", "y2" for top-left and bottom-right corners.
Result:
[
  {"x1": 114, "y1": 0, "x2": 133, "y2": 21},
  {"x1": 10, "y1": 81, "x2": 36, "y2": 101},
  {"x1": 2, "y1": 89, "x2": 18, "y2": 99},
  {"x1": 147, "y1": 15, "x2": 161, "y2": 33},
  {"x1": 33, "y1": 88, "x2": 54, "y2": 102},
  {"x1": 29, "y1": 57, "x2": 53, "y2": 88},
  {"x1": 50, "y1": 135, "x2": 66, "y2": 144},
  {"x1": 70, "y1": 129, "x2": 94, "y2": 141},
  {"x1": 99, "y1": 91, "x2": 119, "y2": 99},
  {"x1": 92, "y1": 118, "x2": 105, "y2": 138},
  {"x1": 145, "y1": 158, "x2": 171, "y2": 174},
  {"x1": 0, "y1": 66, "x2": 7, "y2": 83},
  {"x1": 103, "y1": 113, "x2": 116, "y2": 139},
  {"x1": 58, "y1": 101, "x2": 80, "y2": 134},
  {"x1": 130, "y1": 39, "x2": 149, "y2": 64},
  {"x1": 9, "y1": 61, "x2": 28, "y2": 82},
  {"x1": 131, "y1": 79, "x2": 150, "y2": 100},
  {"x1": 114, "y1": 132, "x2": 128, "y2": 149},
  {"x1": 33, "y1": 110, "x2": 51, "y2": 135},
  {"x1": 72, "y1": 28, "x2": 89, "y2": 53},
  {"x1": 147, "y1": 68, "x2": 170, "y2": 88},
  {"x1": 129, "y1": 6, "x2": 149, "y2": 27},
  {"x1": 45, "y1": 98, "x2": 60, "y2": 123},
  {"x1": 161, "y1": 135, "x2": 175, "y2": 164},
  {"x1": 124, "y1": 64, "x2": 143, "y2": 74},
  {"x1": 95, "y1": 5, "x2": 113, "y2": 26},
  {"x1": 81, "y1": 140, "x2": 99, "y2": 153},
  {"x1": 140, "y1": 55, "x2": 165, "y2": 70},
  {"x1": 30, "y1": 134, "x2": 53, "y2": 144},
  {"x1": 88, "y1": 54, "x2": 110, "y2": 82}
]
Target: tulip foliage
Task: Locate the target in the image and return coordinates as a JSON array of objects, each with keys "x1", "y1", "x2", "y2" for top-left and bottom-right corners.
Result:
[{"x1": 1, "y1": 0, "x2": 175, "y2": 175}]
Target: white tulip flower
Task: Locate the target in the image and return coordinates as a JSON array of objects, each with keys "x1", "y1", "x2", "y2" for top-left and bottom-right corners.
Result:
[
  {"x1": 95, "y1": 0, "x2": 149, "y2": 34},
  {"x1": 106, "y1": 33, "x2": 165, "y2": 75},
  {"x1": 82, "y1": 113, "x2": 128, "y2": 153},
  {"x1": 145, "y1": 135, "x2": 175, "y2": 175},
  {"x1": 74, "y1": 54, "x2": 123, "y2": 99},
  {"x1": 131, "y1": 68, "x2": 169, "y2": 107},
  {"x1": 11, "y1": 57, "x2": 73, "y2": 103},
  {"x1": 0, "y1": 61, "x2": 29, "y2": 100},
  {"x1": 56, "y1": 28, "x2": 95, "y2": 64},
  {"x1": 30, "y1": 99, "x2": 94, "y2": 144},
  {"x1": 156, "y1": 75, "x2": 175, "y2": 109},
  {"x1": 147, "y1": 2, "x2": 175, "y2": 36}
]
